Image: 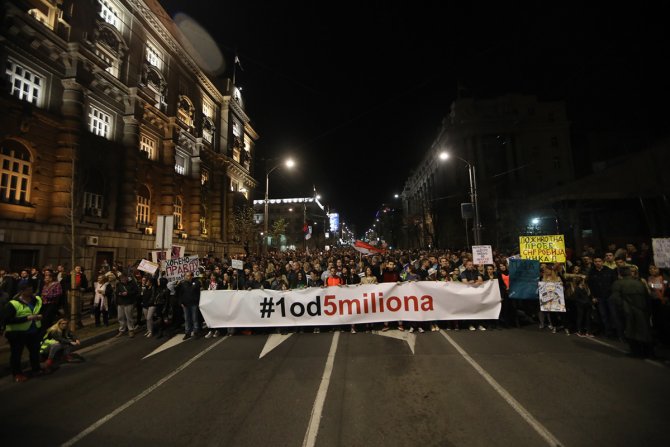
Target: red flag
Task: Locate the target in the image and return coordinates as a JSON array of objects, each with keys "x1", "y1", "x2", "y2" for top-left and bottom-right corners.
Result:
[{"x1": 352, "y1": 240, "x2": 385, "y2": 255}]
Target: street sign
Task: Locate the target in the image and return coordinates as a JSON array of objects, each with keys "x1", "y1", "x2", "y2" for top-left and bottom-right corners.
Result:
[{"x1": 155, "y1": 215, "x2": 174, "y2": 250}]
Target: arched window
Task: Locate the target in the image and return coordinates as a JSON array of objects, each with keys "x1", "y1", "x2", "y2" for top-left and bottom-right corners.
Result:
[
  {"x1": 177, "y1": 95, "x2": 194, "y2": 128},
  {"x1": 0, "y1": 140, "x2": 32, "y2": 204},
  {"x1": 136, "y1": 184, "x2": 151, "y2": 225},
  {"x1": 174, "y1": 196, "x2": 183, "y2": 230}
]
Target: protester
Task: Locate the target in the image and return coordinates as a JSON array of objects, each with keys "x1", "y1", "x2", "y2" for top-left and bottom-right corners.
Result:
[
  {"x1": 3, "y1": 284, "x2": 45, "y2": 382},
  {"x1": 611, "y1": 266, "x2": 654, "y2": 358},
  {"x1": 40, "y1": 318, "x2": 83, "y2": 370}
]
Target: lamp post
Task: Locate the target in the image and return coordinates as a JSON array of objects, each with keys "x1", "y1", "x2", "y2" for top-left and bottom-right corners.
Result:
[
  {"x1": 439, "y1": 151, "x2": 481, "y2": 245},
  {"x1": 264, "y1": 158, "x2": 294, "y2": 254}
]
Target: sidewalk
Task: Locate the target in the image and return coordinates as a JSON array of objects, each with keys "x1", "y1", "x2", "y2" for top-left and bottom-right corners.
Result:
[{"x1": 0, "y1": 311, "x2": 119, "y2": 378}]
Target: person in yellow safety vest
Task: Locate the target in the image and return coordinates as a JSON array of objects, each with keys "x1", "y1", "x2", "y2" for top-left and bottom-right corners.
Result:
[
  {"x1": 40, "y1": 318, "x2": 83, "y2": 370},
  {"x1": 3, "y1": 284, "x2": 45, "y2": 382}
]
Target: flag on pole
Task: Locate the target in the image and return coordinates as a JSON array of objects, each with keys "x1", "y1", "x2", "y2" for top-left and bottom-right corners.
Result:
[
  {"x1": 234, "y1": 54, "x2": 244, "y2": 71},
  {"x1": 352, "y1": 240, "x2": 385, "y2": 255}
]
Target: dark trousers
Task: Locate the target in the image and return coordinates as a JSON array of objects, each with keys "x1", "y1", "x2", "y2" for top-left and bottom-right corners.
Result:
[
  {"x1": 94, "y1": 305, "x2": 109, "y2": 326},
  {"x1": 575, "y1": 302, "x2": 592, "y2": 334},
  {"x1": 6, "y1": 331, "x2": 41, "y2": 375}
]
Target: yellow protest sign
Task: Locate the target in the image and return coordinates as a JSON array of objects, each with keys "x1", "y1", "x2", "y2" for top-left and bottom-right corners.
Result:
[{"x1": 519, "y1": 234, "x2": 566, "y2": 263}]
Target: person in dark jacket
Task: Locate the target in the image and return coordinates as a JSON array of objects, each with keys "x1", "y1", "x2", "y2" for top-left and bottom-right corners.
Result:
[
  {"x1": 113, "y1": 274, "x2": 138, "y2": 338},
  {"x1": 588, "y1": 257, "x2": 619, "y2": 338},
  {"x1": 176, "y1": 272, "x2": 201, "y2": 340},
  {"x1": 611, "y1": 266, "x2": 654, "y2": 358}
]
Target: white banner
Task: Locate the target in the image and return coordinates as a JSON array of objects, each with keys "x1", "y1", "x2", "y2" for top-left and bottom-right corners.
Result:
[
  {"x1": 162, "y1": 255, "x2": 200, "y2": 282},
  {"x1": 472, "y1": 245, "x2": 493, "y2": 265},
  {"x1": 200, "y1": 280, "x2": 502, "y2": 328},
  {"x1": 652, "y1": 238, "x2": 670, "y2": 269}
]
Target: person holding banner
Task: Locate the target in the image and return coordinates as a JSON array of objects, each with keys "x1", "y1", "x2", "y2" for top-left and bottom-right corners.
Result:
[
  {"x1": 459, "y1": 260, "x2": 485, "y2": 331},
  {"x1": 177, "y1": 272, "x2": 201, "y2": 340}
]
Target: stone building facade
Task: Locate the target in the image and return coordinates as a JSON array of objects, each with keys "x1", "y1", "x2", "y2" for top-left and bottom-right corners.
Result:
[
  {"x1": 0, "y1": 0, "x2": 257, "y2": 273},
  {"x1": 402, "y1": 94, "x2": 573, "y2": 250}
]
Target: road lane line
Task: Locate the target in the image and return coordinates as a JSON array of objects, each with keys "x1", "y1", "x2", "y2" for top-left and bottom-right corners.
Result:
[
  {"x1": 583, "y1": 336, "x2": 627, "y2": 353},
  {"x1": 302, "y1": 332, "x2": 340, "y2": 447},
  {"x1": 440, "y1": 330, "x2": 563, "y2": 447},
  {"x1": 60, "y1": 337, "x2": 228, "y2": 447}
]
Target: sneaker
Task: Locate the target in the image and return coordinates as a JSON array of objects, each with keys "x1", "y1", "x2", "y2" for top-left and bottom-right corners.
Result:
[
  {"x1": 432, "y1": 324, "x2": 439, "y2": 332},
  {"x1": 381, "y1": 326, "x2": 390, "y2": 332},
  {"x1": 469, "y1": 325, "x2": 476, "y2": 331},
  {"x1": 205, "y1": 330, "x2": 214, "y2": 339},
  {"x1": 14, "y1": 373, "x2": 29, "y2": 383},
  {"x1": 539, "y1": 324, "x2": 545, "y2": 329},
  {"x1": 548, "y1": 325, "x2": 555, "y2": 331},
  {"x1": 146, "y1": 332, "x2": 152, "y2": 337},
  {"x1": 551, "y1": 327, "x2": 557, "y2": 333},
  {"x1": 564, "y1": 329, "x2": 570, "y2": 335},
  {"x1": 351, "y1": 328, "x2": 357, "y2": 334},
  {"x1": 398, "y1": 325, "x2": 405, "y2": 332},
  {"x1": 128, "y1": 331, "x2": 135, "y2": 338},
  {"x1": 478, "y1": 325, "x2": 486, "y2": 331},
  {"x1": 418, "y1": 327, "x2": 425, "y2": 333},
  {"x1": 446, "y1": 327, "x2": 452, "y2": 331},
  {"x1": 183, "y1": 333, "x2": 191, "y2": 340},
  {"x1": 409, "y1": 327, "x2": 415, "y2": 333},
  {"x1": 114, "y1": 331, "x2": 125, "y2": 338},
  {"x1": 313, "y1": 328, "x2": 320, "y2": 333},
  {"x1": 212, "y1": 331, "x2": 220, "y2": 338}
]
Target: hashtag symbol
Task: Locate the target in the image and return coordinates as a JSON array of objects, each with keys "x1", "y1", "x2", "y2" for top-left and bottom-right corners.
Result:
[{"x1": 260, "y1": 297, "x2": 275, "y2": 318}]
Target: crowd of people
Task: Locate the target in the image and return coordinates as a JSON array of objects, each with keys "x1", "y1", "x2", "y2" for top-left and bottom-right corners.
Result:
[{"x1": 1, "y1": 240, "x2": 668, "y2": 383}]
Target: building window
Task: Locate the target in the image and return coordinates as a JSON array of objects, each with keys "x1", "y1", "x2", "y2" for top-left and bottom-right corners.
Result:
[
  {"x1": 95, "y1": 47, "x2": 119, "y2": 78},
  {"x1": 136, "y1": 184, "x2": 151, "y2": 225},
  {"x1": 99, "y1": 0, "x2": 121, "y2": 31},
  {"x1": 177, "y1": 95, "x2": 194, "y2": 128},
  {"x1": 202, "y1": 98, "x2": 215, "y2": 143},
  {"x1": 175, "y1": 153, "x2": 186, "y2": 175},
  {"x1": 201, "y1": 168, "x2": 209, "y2": 186},
  {"x1": 89, "y1": 106, "x2": 111, "y2": 139},
  {"x1": 174, "y1": 196, "x2": 183, "y2": 230},
  {"x1": 5, "y1": 60, "x2": 43, "y2": 106},
  {"x1": 0, "y1": 140, "x2": 31, "y2": 205},
  {"x1": 200, "y1": 204, "x2": 208, "y2": 236},
  {"x1": 28, "y1": 0, "x2": 55, "y2": 30},
  {"x1": 140, "y1": 134, "x2": 157, "y2": 160},
  {"x1": 146, "y1": 42, "x2": 163, "y2": 71},
  {"x1": 83, "y1": 192, "x2": 104, "y2": 217}
]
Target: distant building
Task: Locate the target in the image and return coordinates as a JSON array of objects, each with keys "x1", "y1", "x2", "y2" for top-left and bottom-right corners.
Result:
[
  {"x1": 0, "y1": 0, "x2": 257, "y2": 272},
  {"x1": 253, "y1": 197, "x2": 329, "y2": 250},
  {"x1": 402, "y1": 94, "x2": 573, "y2": 250}
]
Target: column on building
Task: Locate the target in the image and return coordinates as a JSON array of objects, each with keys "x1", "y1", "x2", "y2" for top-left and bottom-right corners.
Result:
[
  {"x1": 159, "y1": 137, "x2": 175, "y2": 217},
  {"x1": 189, "y1": 155, "x2": 201, "y2": 238},
  {"x1": 209, "y1": 161, "x2": 223, "y2": 242},
  {"x1": 121, "y1": 115, "x2": 140, "y2": 230},
  {"x1": 52, "y1": 78, "x2": 84, "y2": 223}
]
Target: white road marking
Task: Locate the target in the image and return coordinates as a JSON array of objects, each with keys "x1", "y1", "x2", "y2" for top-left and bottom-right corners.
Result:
[
  {"x1": 584, "y1": 336, "x2": 668, "y2": 368},
  {"x1": 60, "y1": 337, "x2": 228, "y2": 447},
  {"x1": 259, "y1": 333, "x2": 294, "y2": 359},
  {"x1": 302, "y1": 332, "x2": 340, "y2": 447},
  {"x1": 372, "y1": 329, "x2": 417, "y2": 354},
  {"x1": 143, "y1": 335, "x2": 188, "y2": 360},
  {"x1": 440, "y1": 330, "x2": 563, "y2": 447}
]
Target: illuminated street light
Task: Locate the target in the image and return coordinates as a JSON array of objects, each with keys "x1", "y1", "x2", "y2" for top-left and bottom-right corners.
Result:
[
  {"x1": 439, "y1": 150, "x2": 481, "y2": 245},
  {"x1": 264, "y1": 158, "x2": 295, "y2": 254}
]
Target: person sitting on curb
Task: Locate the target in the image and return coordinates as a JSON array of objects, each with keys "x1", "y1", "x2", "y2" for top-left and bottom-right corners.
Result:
[{"x1": 40, "y1": 318, "x2": 83, "y2": 371}]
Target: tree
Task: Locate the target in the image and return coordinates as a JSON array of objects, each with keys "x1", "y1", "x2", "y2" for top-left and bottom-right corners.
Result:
[
  {"x1": 232, "y1": 204, "x2": 257, "y2": 245},
  {"x1": 269, "y1": 218, "x2": 287, "y2": 249}
]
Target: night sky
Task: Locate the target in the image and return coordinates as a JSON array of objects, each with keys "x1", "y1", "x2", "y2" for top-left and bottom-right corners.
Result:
[{"x1": 159, "y1": 1, "x2": 668, "y2": 234}]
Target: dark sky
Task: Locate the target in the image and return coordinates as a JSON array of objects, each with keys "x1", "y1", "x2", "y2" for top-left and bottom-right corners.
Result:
[{"x1": 159, "y1": 1, "x2": 669, "y2": 234}]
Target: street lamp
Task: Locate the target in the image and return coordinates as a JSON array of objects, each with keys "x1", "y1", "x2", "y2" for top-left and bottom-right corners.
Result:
[
  {"x1": 264, "y1": 158, "x2": 295, "y2": 254},
  {"x1": 439, "y1": 151, "x2": 482, "y2": 245}
]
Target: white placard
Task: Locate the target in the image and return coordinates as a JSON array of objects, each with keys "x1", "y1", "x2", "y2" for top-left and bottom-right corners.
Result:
[
  {"x1": 231, "y1": 259, "x2": 244, "y2": 270},
  {"x1": 472, "y1": 245, "x2": 494, "y2": 265},
  {"x1": 137, "y1": 259, "x2": 159, "y2": 275},
  {"x1": 652, "y1": 238, "x2": 670, "y2": 269},
  {"x1": 538, "y1": 281, "x2": 565, "y2": 312}
]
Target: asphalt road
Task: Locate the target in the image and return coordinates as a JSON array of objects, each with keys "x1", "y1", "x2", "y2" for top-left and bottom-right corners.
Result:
[{"x1": 1, "y1": 327, "x2": 668, "y2": 447}]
